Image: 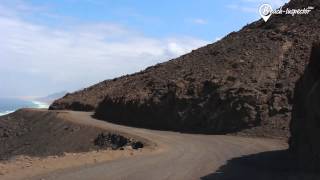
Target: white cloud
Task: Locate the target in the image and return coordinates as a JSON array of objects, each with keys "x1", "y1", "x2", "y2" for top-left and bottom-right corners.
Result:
[
  {"x1": 188, "y1": 18, "x2": 208, "y2": 25},
  {"x1": 0, "y1": 8, "x2": 208, "y2": 96},
  {"x1": 214, "y1": 37, "x2": 222, "y2": 42}
]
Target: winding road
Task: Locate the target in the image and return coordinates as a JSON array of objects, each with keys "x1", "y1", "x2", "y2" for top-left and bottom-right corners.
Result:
[{"x1": 30, "y1": 111, "x2": 288, "y2": 180}]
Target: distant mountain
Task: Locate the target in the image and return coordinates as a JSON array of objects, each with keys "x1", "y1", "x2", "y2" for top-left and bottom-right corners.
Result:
[
  {"x1": 50, "y1": 0, "x2": 320, "y2": 138},
  {"x1": 37, "y1": 91, "x2": 68, "y2": 104}
]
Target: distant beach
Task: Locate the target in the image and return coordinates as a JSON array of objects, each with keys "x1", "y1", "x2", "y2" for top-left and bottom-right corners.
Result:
[{"x1": 0, "y1": 98, "x2": 49, "y2": 116}]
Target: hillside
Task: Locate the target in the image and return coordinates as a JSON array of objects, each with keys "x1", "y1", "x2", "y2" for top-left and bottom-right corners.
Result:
[
  {"x1": 0, "y1": 109, "x2": 145, "y2": 160},
  {"x1": 50, "y1": 0, "x2": 320, "y2": 137}
]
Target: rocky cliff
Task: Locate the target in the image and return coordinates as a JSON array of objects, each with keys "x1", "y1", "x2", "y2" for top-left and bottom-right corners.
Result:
[
  {"x1": 290, "y1": 43, "x2": 320, "y2": 170},
  {"x1": 50, "y1": 0, "x2": 320, "y2": 137}
]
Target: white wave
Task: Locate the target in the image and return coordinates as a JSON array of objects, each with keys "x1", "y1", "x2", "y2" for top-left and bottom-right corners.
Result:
[
  {"x1": 0, "y1": 110, "x2": 14, "y2": 116},
  {"x1": 31, "y1": 101, "x2": 49, "y2": 109}
]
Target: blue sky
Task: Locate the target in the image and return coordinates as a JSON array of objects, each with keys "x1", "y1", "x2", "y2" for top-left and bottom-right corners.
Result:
[{"x1": 0, "y1": 0, "x2": 288, "y2": 98}]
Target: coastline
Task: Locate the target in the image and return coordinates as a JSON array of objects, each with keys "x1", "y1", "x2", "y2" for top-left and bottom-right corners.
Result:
[
  {"x1": 0, "y1": 100, "x2": 49, "y2": 117},
  {"x1": 30, "y1": 101, "x2": 49, "y2": 109},
  {"x1": 0, "y1": 111, "x2": 15, "y2": 116}
]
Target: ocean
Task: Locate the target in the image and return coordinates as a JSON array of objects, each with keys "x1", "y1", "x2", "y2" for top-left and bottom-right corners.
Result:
[{"x1": 0, "y1": 98, "x2": 49, "y2": 116}]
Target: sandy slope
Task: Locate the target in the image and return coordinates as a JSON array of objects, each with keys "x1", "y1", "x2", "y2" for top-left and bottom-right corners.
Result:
[{"x1": 16, "y1": 110, "x2": 292, "y2": 180}]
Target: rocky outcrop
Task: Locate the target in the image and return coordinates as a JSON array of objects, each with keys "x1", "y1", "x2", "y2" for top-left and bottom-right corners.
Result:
[
  {"x1": 49, "y1": 99, "x2": 94, "y2": 112},
  {"x1": 94, "y1": 132, "x2": 144, "y2": 150},
  {"x1": 50, "y1": 0, "x2": 320, "y2": 137},
  {"x1": 289, "y1": 43, "x2": 320, "y2": 171}
]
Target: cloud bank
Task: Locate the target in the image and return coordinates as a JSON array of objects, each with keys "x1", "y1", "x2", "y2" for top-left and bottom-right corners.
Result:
[{"x1": 0, "y1": 2, "x2": 209, "y2": 97}]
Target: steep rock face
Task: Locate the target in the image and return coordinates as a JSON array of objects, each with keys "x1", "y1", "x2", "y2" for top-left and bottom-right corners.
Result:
[
  {"x1": 290, "y1": 43, "x2": 320, "y2": 170},
  {"x1": 50, "y1": 0, "x2": 320, "y2": 137}
]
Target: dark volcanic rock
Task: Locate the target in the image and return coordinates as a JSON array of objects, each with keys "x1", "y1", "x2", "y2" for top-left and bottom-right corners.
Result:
[
  {"x1": 289, "y1": 42, "x2": 320, "y2": 171},
  {"x1": 50, "y1": 0, "x2": 320, "y2": 137},
  {"x1": 131, "y1": 141, "x2": 144, "y2": 150},
  {"x1": 49, "y1": 100, "x2": 94, "y2": 112},
  {"x1": 94, "y1": 133, "x2": 128, "y2": 150},
  {"x1": 94, "y1": 133, "x2": 144, "y2": 150}
]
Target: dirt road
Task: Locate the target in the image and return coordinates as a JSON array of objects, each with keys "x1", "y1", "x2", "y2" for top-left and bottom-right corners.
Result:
[{"x1": 21, "y1": 110, "x2": 290, "y2": 180}]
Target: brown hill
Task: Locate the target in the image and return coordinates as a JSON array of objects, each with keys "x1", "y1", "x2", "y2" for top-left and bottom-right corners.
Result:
[
  {"x1": 0, "y1": 109, "x2": 104, "y2": 159},
  {"x1": 0, "y1": 109, "x2": 144, "y2": 160},
  {"x1": 50, "y1": 0, "x2": 320, "y2": 138}
]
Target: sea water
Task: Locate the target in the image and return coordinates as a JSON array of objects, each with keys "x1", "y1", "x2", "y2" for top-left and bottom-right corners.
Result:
[{"x1": 0, "y1": 98, "x2": 49, "y2": 116}]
